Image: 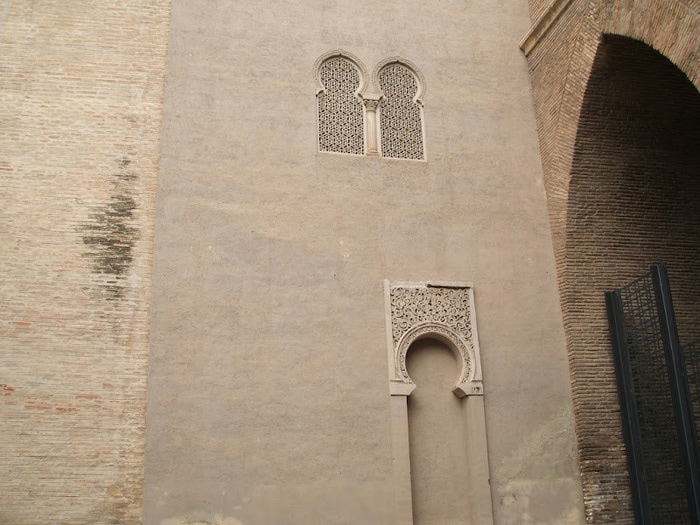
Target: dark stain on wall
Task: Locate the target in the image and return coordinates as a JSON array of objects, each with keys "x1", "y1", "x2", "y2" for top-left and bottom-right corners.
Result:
[{"x1": 80, "y1": 158, "x2": 139, "y2": 299}]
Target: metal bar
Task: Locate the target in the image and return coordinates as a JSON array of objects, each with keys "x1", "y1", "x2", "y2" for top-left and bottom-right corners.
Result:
[
  {"x1": 605, "y1": 290, "x2": 652, "y2": 524},
  {"x1": 651, "y1": 263, "x2": 700, "y2": 524}
]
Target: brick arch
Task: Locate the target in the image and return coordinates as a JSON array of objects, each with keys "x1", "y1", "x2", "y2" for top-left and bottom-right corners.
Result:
[
  {"x1": 597, "y1": 0, "x2": 700, "y2": 90},
  {"x1": 531, "y1": 0, "x2": 700, "y2": 270},
  {"x1": 525, "y1": 2, "x2": 700, "y2": 522},
  {"x1": 564, "y1": 33, "x2": 700, "y2": 522}
]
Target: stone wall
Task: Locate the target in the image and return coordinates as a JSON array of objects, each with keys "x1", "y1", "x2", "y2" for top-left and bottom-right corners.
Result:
[
  {"x1": 0, "y1": 2, "x2": 171, "y2": 523},
  {"x1": 0, "y1": 1, "x2": 599, "y2": 523},
  {"x1": 143, "y1": 0, "x2": 584, "y2": 523}
]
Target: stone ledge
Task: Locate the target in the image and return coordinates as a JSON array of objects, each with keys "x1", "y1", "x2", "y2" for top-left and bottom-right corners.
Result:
[{"x1": 520, "y1": 0, "x2": 574, "y2": 56}]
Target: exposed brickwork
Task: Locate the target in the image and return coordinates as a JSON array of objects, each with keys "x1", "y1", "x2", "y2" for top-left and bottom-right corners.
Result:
[
  {"x1": 527, "y1": 0, "x2": 700, "y2": 267},
  {"x1": 567, "y1": 35, "x2": 700, "y2": 522},
  {"x1": 528, "y1": 0, "x2": 558, "y2": 22},
  {"x1": 525, "y1": 0, "x2": 700, "y2": 522},
  {"x1": 0, "y1": 2, "x2": 171, "y2": 523}
]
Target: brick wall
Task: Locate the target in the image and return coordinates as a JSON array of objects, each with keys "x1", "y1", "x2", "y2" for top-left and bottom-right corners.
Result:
[
  {"x1": 528, "y1": 0, "x2": 556, "y2": 22},
  {"x1": 566, "y1": 34, "x2": 700, "y2": 522},
  {"x1": 0, "y1": 2, "x2": 170, "y2": 523},
  {"x1": 524, "y1": 0, "x2": 700, "y2": 521}
]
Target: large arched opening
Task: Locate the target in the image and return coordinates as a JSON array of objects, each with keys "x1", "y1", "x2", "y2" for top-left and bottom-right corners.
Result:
[{"x1": 563, "y1": 34, "x2": 700, "y2": 521}]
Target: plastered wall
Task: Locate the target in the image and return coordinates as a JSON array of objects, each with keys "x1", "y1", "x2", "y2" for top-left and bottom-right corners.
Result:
[
  {"x1": 144, "y1": 1, "x2": 584, "y2": 524},
  {"x1": 0, "y1": 2, "x2": 171, "y2": 523}
]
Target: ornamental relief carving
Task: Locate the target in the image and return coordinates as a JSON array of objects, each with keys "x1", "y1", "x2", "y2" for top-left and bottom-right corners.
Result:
[
  {"x1": 387, "y1": 283, "x2": 483, "y2": 397},
  {"x1": 315, "y1": 52, "x2": 425, "y2": 159},
  {"x1": 390, "y1": 286, "x2": 472, "y2": 345}
]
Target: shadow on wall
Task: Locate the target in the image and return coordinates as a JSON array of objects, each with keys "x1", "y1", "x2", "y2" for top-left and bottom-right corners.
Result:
[{"x1": 563, "y1": 33, "x2": 700, "y2": 523}]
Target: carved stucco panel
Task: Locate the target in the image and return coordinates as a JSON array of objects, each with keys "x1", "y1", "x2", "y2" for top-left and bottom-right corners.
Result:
[{"x1": 386, "y1": 282, "x2": 484, "y2": 397}]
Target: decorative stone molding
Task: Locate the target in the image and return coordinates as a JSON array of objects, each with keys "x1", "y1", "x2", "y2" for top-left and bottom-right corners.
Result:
[
  {"x1": 315, "y1": 52, "x2": 427, "y2": 160},
  {"x1": 313, "y1": 49, "x2": 369, "y2": 94},
  {"x1": 361, "y1": 96, "x2": 382, "y2": 111},
  {"x1": 315, "y1": 51, "x2": 367, "y2": 155},
  {"x1": 385, "y1": 281, "x2": 493, "y2": 525},
  {"x1": 360, "y1": 93, "x2": 383, "y2": 156},
  {"x1": 385, "y1": 281, "x2": 483, "y2": 397},
  {"x1": 520, "y1": 0, "x2": 574, "y2": 56},
  {"x1": 372, "y1": 57, "x2": 426, "y2": 102},
  {"x1": 374, "y1": 58, "x2": 426, "y2": 160}
]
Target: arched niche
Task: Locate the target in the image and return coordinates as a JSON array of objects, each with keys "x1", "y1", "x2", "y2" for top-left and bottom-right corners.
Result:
[
  {"x1": 373, "y1": 57, "x2": 426, "y2": 160},
  {"x1": 384, "y1": 281, "x2": 493, "y2": 524},
  {"x1": 314, "y1": 50, "x2": 368, "y2": 155},
  {"x1": 406, "y1": 337, "x2": 470, "y2": 525}
]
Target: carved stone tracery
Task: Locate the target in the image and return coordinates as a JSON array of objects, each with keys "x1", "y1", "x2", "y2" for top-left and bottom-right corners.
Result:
[
  {"x1": 387, "y1": 283, "x2": 483, "y2": 397},
  {"x1": 317, "y1": 55, "x2": 365, "y2": 155},
  {"x1": 378, "y1": 63, "x2": 425, "y2": 160},
  {"x1": 315, "y1": 52, "x2": 426, "y2": 160}
]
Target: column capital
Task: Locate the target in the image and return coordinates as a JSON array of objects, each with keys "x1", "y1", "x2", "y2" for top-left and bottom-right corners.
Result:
[{"x1": 360, "y1": 93, "x2": 383, "y2": 110}]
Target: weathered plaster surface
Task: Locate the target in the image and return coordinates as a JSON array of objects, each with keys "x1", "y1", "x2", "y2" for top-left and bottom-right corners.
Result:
[{"x1": 144, "y1": 0, "x2": 583, "y2": 523}]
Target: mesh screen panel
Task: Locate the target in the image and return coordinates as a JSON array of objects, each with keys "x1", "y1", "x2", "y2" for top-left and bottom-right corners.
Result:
[
  {"x1": 318, "y1": 58, "x2": 364, "y2": 155},
  {"x1": 379, "y1": 64, "x2": 424, "y2": 160},
  {"x1": 619, "y1": 273, "x2": 691, "y2": 523}
]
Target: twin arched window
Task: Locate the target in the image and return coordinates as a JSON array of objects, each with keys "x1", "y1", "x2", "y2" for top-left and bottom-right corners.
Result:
[{"x1": 316, "y1": 53, "x2": 425, "y2": 160}]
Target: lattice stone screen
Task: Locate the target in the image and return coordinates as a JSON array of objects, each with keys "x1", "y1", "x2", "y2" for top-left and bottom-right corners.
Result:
[
  {"x1": 379, "y1": 64, "x2": 424, "y2": 160},
  {"x1": 317, "y1": 57, "x2": 365, "y2": 155}
]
